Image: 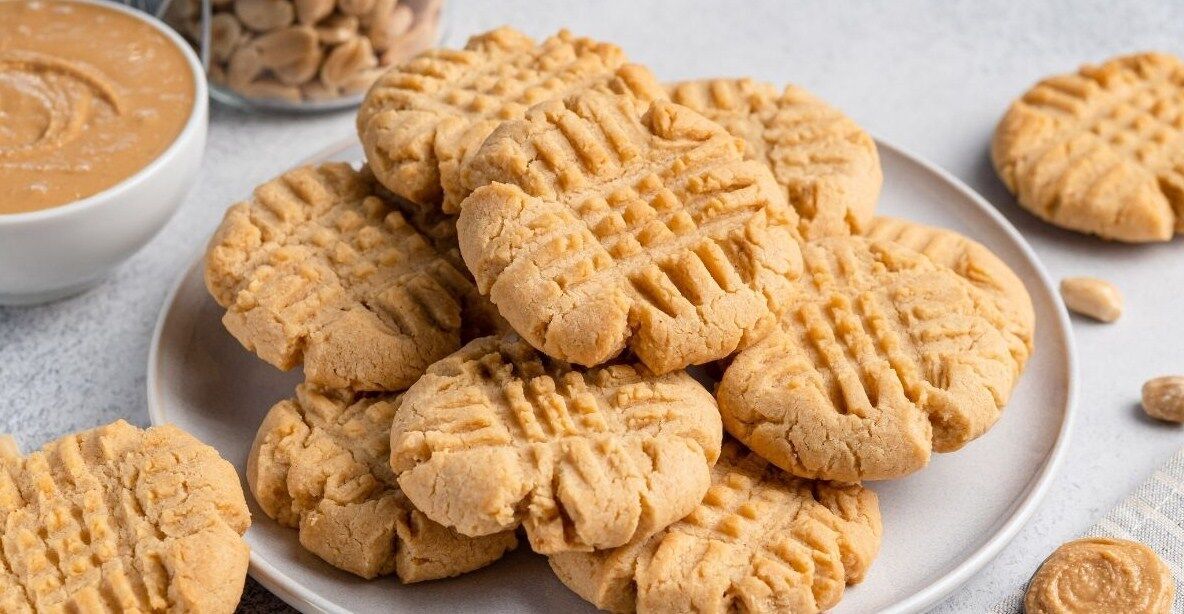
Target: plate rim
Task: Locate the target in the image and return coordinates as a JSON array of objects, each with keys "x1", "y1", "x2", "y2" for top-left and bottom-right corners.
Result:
[
  {"x1": 870, "y1": 137, "x2": 1077, "y2": 614},
  {"x1": 146, "y1": 135, "x2": 1077, "y2": 614}
]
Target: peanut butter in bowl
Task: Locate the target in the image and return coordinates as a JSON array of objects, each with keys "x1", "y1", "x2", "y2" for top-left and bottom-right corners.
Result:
[{"x1": 0, "y1": 0, "x2": 196, "y2": 214}]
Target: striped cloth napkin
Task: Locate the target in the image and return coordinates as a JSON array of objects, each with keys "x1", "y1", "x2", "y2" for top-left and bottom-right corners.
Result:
[{"x1": 988, "y1": 449, "x2": 1184, "y2": 613}]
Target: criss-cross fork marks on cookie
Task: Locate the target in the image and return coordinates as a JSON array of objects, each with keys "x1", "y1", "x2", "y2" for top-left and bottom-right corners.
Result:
[
  {"x1": 205, "y1": 162, "x2": 487, "y2": 391},
  {"x1": 548, "y1": 441, "x2": 882, "y2": 614},
  {"x1": 669, "y1": 78, "x2": 883, "y2": 239},
  {"x1": 864, "y1": 217, "x2": 1035, "y2": 372},
  {"x1": 247, "y1": 385, "x2": 517, "y2": 583},
  {"x1": 390, "y1": 336, "x2": 722, "y2": 554},
  {"x1": 0, "y1": 422, "x2": 250, "y2": 614},
  {"x1": 358, "y1": 26, "x2": 665, "y2": 212},
  {"x1": 993, "y1": 52, "x2": 1184, "y2": 241},
  {"x1": 719, "y1": 237, "x2": 1017, "y2": 482},
  {"x1": 458, "y1": 92, "x2": 802, "y2": 373}
]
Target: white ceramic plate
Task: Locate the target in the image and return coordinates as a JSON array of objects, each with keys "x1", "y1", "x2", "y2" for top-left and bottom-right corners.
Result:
[{"x1": 148, "y1": 137, "x2": 1076, "y2": 614}]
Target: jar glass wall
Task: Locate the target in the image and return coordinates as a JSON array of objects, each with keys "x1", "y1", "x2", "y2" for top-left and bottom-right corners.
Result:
[{"x1": 163, "y1": 0, "x2": 442, "y2": 112}]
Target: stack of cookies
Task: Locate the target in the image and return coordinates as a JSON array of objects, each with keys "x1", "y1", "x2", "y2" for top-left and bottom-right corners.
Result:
[{"x1": 204, "y1": 26, "x2": 1035, "y2": 613}]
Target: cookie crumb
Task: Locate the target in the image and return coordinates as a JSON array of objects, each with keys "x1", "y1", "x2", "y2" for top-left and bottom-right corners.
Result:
[
  {"x1": 1060, "y1": 277, "x2": 1123, "y2": 322},
  {"x1": 1143, "y1": 376, "x2": 1184, "y2": 423}
]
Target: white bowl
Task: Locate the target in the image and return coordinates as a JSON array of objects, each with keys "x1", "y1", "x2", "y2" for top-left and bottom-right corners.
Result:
[{"x1": 0, "y1": 0, "x2": 208, "y2": 306}]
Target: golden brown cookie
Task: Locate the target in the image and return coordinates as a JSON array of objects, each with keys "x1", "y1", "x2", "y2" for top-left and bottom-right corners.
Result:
[
  {"x1": 204, "y1": 162, "x2": 492, "y2": 391},
  {"x1": 457, "y1": 91, "x2": 803, "y2": 373},
  {"x1": 718, "y1": 236, "x2": 1017, "y2": 482},
  {"x1": 549, "y1": 439, "x2": 882, "y2": 614},
  {"x1": 358, "y1": 26, "x2": 665, "y2": 213},
  {"x1": 0, "y1": 421, "x2": 250, "y2": 614},
  {"x1": 993, "y1": 52, "x2": 1184, "y2": 242},
  {"x1": 248, "y1": 384, "x2": 517, "y2": 582},
  {"x1": 669, "y1": 78, "x2": 882, "y2": 239},
  {"x1": 864, "y1": 217, "x2": 1035, "y2": 371},
  {"x1": 389, "y1": 335, "x2": 723, "y2": 554}
]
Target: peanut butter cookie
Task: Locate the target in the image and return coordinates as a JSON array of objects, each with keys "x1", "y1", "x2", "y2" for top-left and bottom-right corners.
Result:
[
  {"x1": 864, "y1": 217, "x2": 1035, "y2": 371},
  {"x1": 358, "y1": 26, "x2": 665, "y2": 213},
  {"x1": 718, "y1": 236, "x2": 1017, "y2": 482},
  {"x1": 389, "y1": 335, "x2": 723, "y2": 554},
  {"x1": 669, "y1": 78, "x2": 882, "y2": 239},
  {"x1": 993, "y1": 52, "x2": 1184, "y2": 242},
  {"x1": 205, "y1": 162, "x2": 492, "y2": 391},
  {"x1": 0, "y1": 421, "x2": 250, "y2": 614},
  {"x1": 248, "y1": 384, "x2": 517, "y2": 582},
  {"x1": 549, "y1": 439, "x2": 882, "y2": 614},
  {"x1": 457, "y1": 91, "x2": 802, "y2": 372}
]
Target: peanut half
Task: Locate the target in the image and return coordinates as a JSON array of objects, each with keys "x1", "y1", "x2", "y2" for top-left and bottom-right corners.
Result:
[
  {"x1": 1143, "y1": 376, "x2": 1184, "y2": 423},
  {"x1": 315, "y1": 14, "x2": 359, "y2": 45},
  {"x1": 210, "y1": 13, "x2": 243, "y2": 63},
  {"x1": 295, "y1": 0, "x2": 333, "y2": 25},
  {"x1": 1060, "y1": 277, "x2": 1123, "y2": 323},
  {"x1": 366, "y1": 1, "x2": 412, "y2": 52},
  {"x1": 254, "y1": 25, "x2": 318, "y2": 66},
  {"x1": 379, "y1": 2, "x2": 437, "y2": 66},
  {"x1": 227, "y1": 43, "x2": 266, "y2": 89},
  {"x1": 337, "y1": 0, "x2": 375, "y2": 17},
  {"x1": 319, "y1": 35, "x2": 377, "y2": 91},
  {"x1": 234, "y1": 0, "x2": 294, "y2": 32}
]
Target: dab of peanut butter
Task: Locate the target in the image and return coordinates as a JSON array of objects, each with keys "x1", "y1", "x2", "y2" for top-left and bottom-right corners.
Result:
[{"x1": 1025, "y1": 537, "x2": 1174, "y2": 614}]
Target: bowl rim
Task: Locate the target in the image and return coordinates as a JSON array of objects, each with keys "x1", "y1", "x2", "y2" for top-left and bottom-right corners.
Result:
[{"x1": 0, "y1": 0, "x2": 209, "y2": 226}]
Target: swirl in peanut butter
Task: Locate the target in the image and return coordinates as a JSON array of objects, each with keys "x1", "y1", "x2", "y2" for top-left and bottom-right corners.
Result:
[
  {"x1": 0, "y1": 0, "x2": 194, "y2": 214},
  {"x1": 1, "y1": 51, "x2": 123, "y2": 158},
  {"x1": 1025, "y1": 537, "x2": 1174, "y2": 614}
]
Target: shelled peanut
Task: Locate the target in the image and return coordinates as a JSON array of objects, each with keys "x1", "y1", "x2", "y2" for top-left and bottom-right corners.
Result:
[{"x1": 168, "y1": 0, "x2": 440, "y2": 105}]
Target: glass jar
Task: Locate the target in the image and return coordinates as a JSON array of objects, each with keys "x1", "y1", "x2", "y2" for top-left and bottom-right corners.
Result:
[{"x1": 164, "y1": 0, "x2": 442, "y2": 111}]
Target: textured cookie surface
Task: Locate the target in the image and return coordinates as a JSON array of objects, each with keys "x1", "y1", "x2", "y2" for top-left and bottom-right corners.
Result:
[
  {"x1": 0, "y1": 421, "x2": 250, "y2": 614},
  {"x1": 993, "y1": 52, "x2": 1184, "y2": 242},
  {"x1": 549, "y1": 440, "x2": 882, "y2": 614},
  {"x1": 457, "y1": 92, "x2": 802, "y2": 372},
  {"x1": 205, "y1": 162, "x2": 490, "y2": 391},
  {"x1": 377, "y1": 184, "x2": 511, "y2": 337},
  {"x1": 390, "y1": 335, "x2": 723, "y2": 554},
  {"x1": 382, "y1": 184, "x2": 466, "y2": 273},
  {"x1": 358, "y1": 26, "x2": 664, "y2": 213},
  {"x1": 669, "y1": 78, "x2": 882, "y2": 239},
  {"x1": 247, "y1": 385, "x2": 516, "y2": 582},
  {"x1": 718, "y1": 237, "x2": 1017, "y2": 482},
  {"x1": 865, "y1": 217, "x2": 1035, "y2": 371}
]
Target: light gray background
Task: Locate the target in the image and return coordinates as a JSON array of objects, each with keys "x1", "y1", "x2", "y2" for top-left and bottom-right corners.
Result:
[{"x1": 3, "y1": 1, "x2": 1184, "y2": 611}]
